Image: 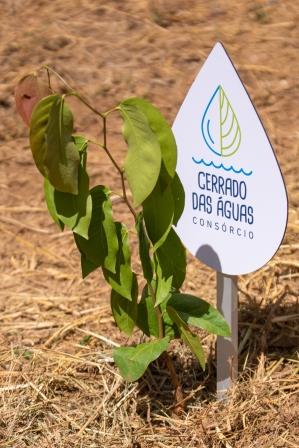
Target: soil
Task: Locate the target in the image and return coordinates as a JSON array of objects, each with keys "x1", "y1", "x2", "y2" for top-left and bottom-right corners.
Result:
[{"x1": 0, "y1": 1, "x2": 298, "y2": 447}]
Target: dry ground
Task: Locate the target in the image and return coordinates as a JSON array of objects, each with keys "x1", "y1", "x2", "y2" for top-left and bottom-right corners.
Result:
[{"x1": 0, "y1": 0, "x2": 298, "y2": 447}]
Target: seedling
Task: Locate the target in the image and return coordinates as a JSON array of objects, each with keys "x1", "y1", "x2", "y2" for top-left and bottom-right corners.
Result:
[{"x1": 15, "y1": 68, "x2": 230, "y2": 409}]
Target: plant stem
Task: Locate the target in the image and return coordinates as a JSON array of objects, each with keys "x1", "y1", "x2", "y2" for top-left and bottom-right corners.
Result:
[
  {"x1": 146, "y1": 280, "x2": 164, "y2": 339},
  {"x1": 102, "y1": 114, "x2": 183, "y2": 409},
  {"x1": 120, "y1": 172, "x2": 137, "y2": 219},
  {"x1": 164, "y1": 351, "x2": 184, "y2": 414},
  {"x1": 143, "y1": 234, "x2": 184, "y2": 410},
  {"x1": 101, "y1": 105, "x2": 184, "y2": 413},
  {"x1": 99, "y1": 108, "x2": 183, "y2": 410},
  {"x1": 43, "y1": 65, "x2": 74, "y2": 92},
  {"x1": 156, "y1": 309, "x2": 164, "y2": 340},
  {"x1": 43, "y1": 66, "x2": 105, "y2": 120},
  {"x1": 68, "y1": 92, "x2": 105, "y2": 119},
  {"x1": 45, "y1": 67, "x2": 52, "y2": 92}
]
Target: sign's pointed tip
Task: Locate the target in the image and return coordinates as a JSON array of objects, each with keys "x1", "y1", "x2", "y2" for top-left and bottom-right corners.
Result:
[{"x1": 213, "y1": 41, "x2": 227, "y2": 53}]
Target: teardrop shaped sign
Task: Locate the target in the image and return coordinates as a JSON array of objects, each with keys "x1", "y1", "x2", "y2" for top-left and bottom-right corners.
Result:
[{"x1": 173, "y1": 42, "x2": 288, "y2": 275}]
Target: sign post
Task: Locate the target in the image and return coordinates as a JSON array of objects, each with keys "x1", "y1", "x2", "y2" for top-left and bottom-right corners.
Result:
[
  {"x1": 216, "y1": 273, "x2": 238, "y2": 398},
  {"x1": 172, "y1": 42, "x2": 288, "y2": 397}
]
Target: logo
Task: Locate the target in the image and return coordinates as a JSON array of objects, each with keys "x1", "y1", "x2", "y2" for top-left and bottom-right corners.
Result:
[{"x1": 201, "y1": 85, "x2": 241, "y2": 157}]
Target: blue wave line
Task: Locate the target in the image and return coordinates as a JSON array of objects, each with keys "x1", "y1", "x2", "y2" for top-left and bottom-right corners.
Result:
[{"x1": 192, "y1": 158, "x2": 253, "y2": 176}]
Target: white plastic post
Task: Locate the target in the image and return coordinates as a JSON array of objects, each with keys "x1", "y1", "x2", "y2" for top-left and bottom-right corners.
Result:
[{"x1": 216, "y1": 272, "x2": 238, "y2": 400}]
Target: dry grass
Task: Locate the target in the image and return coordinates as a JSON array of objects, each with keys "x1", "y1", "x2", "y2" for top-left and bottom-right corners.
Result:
[
  {"x1": 0, "y1": 308, "x2": 298, "y2": 447},
  {"x1": 0, "y1": 0, "x2": 298, "y2": 446}
]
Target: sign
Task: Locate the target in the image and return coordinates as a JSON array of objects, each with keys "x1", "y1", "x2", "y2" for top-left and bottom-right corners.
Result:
[{"x1": 173, "y1": 42, "x2": 288, "y2": 275}]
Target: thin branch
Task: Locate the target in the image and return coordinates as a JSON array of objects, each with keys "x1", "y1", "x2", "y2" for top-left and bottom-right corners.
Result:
[
  {"x1": 42, "y1": 66, "x2": 105, "y2": 119},
  {"x1": 101, "y1": 116, "x2": 122, "y2": 174},
  {"x1": 120, "y1": 172, "x2": 137, "y2": 219},
  {"x1": 42, "y1": 65, "x2": 74, "y2": 92},
  {"x1": 68, "y1": 92, "x2": 105, "y2": 119},
  {"x1": 45, "y1": 67, "x2": 52, "y2": 91},
  {"x1": 103, "y1": 106, "x2": 118, "y2": 118}
]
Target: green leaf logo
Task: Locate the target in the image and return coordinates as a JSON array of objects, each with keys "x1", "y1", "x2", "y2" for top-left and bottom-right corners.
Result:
[{"x1": 201, "y1": 85, "x2": 241, "y2": 157}]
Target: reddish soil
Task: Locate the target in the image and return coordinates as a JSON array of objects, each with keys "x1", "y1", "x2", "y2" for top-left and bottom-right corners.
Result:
[{"x1": 0, "y1": 1, "x2": 298, "y2": 447}]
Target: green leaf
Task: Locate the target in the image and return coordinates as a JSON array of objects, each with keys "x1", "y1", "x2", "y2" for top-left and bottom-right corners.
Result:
[
  {"x1": 119, "y1": 100, "x2": 161, "y2": 206},
  {"x1": 43, "y1": 136, "x2": 90, "y2": 237},
  {"x1": 101, "y1": 193, "x2": 119, "y2": 273},
  {"x1": 122, "y1": 98, "x2": 177, "y2": 180},
  {"x1": 167, "y1": 306, "x2": 205, "y2": 369},
  {"x1": 113, "y1": 337, "x2": 169, "y2": 382},
  {"x1": 160, "y1": 299, "x2": 179, "y2": 340},
  {"x1": 171, "y1": 173, "x2": 185, "y2": 226},
  {"x1": 43, "y1": 138, "x2": 91, "y2": 239},
  {"x1": 44, "y1": 179, "x2": 64, "y2": 230},
  {"x1": 143, "y1": 179, "x2": 174, "y2": 251},
  {"x1": 30, "y1": 95, "x2": 56, "y2": 177},
  {"x1": 80, "y1": 254, "x2": 98, "y2": 278},
  {"x1": 111, "y1": 274, "x2": 138, "y2": 336},
  {"x1": 54, "y1": 170, "x2": 91, "y2": 238},
  {"x1": 155, "y1": 258, "x2": 172, "y2": 307},
  {"x1": 30, "y1": 94, "x2": 80, "y2": 194},
  {"x1": 136, "y1": 213, "x2": 153, "y2": 282},
  {"x1": 167, "y1": 293, "x2": 231, "y2": 337},
  {"x1": 137, "y1": 290, "x2": 159, "y2": 338},
  {"x1": 156, "y1": 228, "x2": 186, "y2": 290},
  {"x1": 73, "y1": 135, "x2": 88, "y2": 155},
  {"x1": 56, "y1": 168, "x2": 91, "y2": 238},
  {"x1": 137, "y1": 285, "x2": 177, "y2": 339},
  {"x1": 74, "y1": 186, "x2": 118, "y2": 275},
  {"x1": 219, "y1": 86, "x2": 241, "y2": 156},
  {"x1": 46, "y1": 96, "x2": 80, "y2": 193},
  {"x1": 103, "y1": 222, "x2": 134, "y2": 301}
]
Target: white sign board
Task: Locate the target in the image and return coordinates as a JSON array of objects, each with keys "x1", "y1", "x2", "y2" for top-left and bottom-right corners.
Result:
[{"x1": 173, "y1": 42, "x2": 288, "y2": 275}]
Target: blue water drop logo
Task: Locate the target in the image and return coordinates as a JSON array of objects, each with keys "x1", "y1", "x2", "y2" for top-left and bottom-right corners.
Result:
[{"x1": 201, "y1": 85, "x2": 241, "y2": 157}]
